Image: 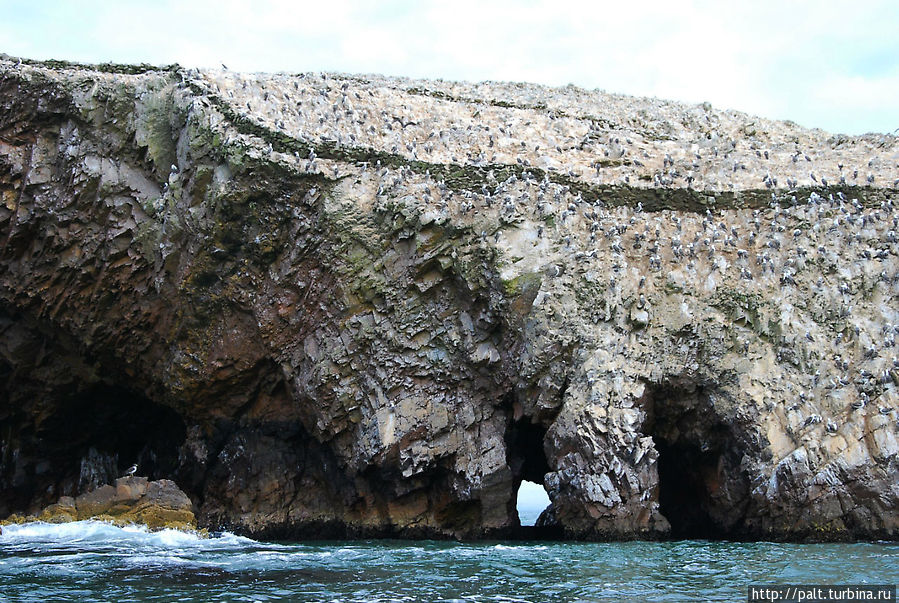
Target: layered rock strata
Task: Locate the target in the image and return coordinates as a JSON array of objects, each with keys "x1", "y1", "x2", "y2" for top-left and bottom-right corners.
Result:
[{"x1": 0, "y1": 56, "x2": 897, "y2": 540}]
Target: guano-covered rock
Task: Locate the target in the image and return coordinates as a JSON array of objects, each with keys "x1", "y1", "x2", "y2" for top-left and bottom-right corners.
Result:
[{"x1": 1, "y1": 56, "x2": 897, "y2": 541}]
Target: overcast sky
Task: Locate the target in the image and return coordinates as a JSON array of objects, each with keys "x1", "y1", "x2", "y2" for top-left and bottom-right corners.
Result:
[{"x1": 2, "y1": 1, "x2": 898, "y2": 135}]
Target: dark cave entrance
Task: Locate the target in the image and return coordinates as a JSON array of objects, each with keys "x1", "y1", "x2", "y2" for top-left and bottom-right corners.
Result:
[
  {"x1": 29, "y1": 384, "x2": 187, "y2": 502},
  {"x1": 505, "y1": 417, "x2": 553, "y2": 530},
  {"x1": 654, "y1": 438, "x2": 725, "y2": 539},
  {"x1": 642, "y1": 381, "x2": 750, "y2": 540}
]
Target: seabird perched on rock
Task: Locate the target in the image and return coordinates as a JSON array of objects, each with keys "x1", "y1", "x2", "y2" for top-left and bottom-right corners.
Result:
[{"x1": 122, "y1": 464, "x2": 138, "y2": 478}]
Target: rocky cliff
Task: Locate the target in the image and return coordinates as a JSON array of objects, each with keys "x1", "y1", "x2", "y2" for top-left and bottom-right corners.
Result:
[{"x1": 1, "y1": 55, "x2": 897, "y2": 540}]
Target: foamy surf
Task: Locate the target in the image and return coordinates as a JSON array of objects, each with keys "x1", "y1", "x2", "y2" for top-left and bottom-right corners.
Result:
[{"x1": 0, "y1": 519, "x2": 253, "y2": 549}]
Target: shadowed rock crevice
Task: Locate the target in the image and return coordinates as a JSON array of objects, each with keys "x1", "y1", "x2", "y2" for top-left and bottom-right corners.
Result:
[
  {"x1": 505, "y1": 413, "x2": 551, "y2": 523},
  {"x1": 40, "y1": 384, "x2": 187, "y2": 479},
  {"x1": 0, "y1": 306, "x2": 187, "y2": 516},
  {"x1": 506, "y1": 417, "x2": 551, "y2": 488},
  {"x1": 642, "y1": 381, "x2": 750, "y2": 539},
  {"x1": 1, "y1": 380, "x2": 187, "y2": 516},
  {"x1": 503, "y1": 400, "x2": 565, "y2": 538},
  {"x1": 197, "y1": 422, "x2": 357, "y2": 537}
]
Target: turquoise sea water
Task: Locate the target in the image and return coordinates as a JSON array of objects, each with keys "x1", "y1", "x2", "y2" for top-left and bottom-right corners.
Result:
[
  {"x1": 517, "y1": 505, "x2": 544, "y2": 527},
  {"x1": 0, "y1": 521, "x2": 897, "y2": 602}
]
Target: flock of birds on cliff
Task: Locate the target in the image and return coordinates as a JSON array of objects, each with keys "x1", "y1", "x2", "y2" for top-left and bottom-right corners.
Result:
[
  {"x1": 187, "y1": 69, "x2": 899, "y2": 437},
  {"x1": 195, "y1": 70, "x2": 898, "y2": 192}
]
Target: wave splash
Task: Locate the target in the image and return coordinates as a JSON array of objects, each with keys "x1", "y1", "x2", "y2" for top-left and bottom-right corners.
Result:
[{"x1": 0, "y1": 519, "x2": 254, "y2": 550}]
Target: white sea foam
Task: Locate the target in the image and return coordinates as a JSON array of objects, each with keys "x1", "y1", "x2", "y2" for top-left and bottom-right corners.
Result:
[
  {"x1": 0, "y1": 520, "x2": 126, "y2": 542},
  {"x1": 0, "y1": 520, "x2": 254, "y2": 550}
]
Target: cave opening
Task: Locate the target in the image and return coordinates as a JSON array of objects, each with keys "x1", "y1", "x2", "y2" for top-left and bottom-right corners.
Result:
[
  {"x1": 505, "y1": 416, "x2": 553, "y2": 530},
  {"x1": 28, "y1": 384, "x2": 187, "y2": 504},
  {"x1": 654, "y1": 438, "x2": 724, "y2": 539},
  {"x1": 642, "y1": 381, "x2": 749, "y2": 540},
  {"x1": 516, "y1": 480, "x2": 550, "y2": 526}
]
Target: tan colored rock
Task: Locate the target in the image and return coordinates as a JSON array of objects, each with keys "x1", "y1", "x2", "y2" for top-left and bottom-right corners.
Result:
[
  {"x1": 115, "y1": 476, "x2": 150, "y2": 500},
  {"x1": 125, "y1": 480, "x2": 196, "y2": 530},
  {"x1": 12, "y1": 478, "x2": 197, "y2": 531},
  {"x1": 37, "y1": 496, "x2": 77, "y2": 523}
]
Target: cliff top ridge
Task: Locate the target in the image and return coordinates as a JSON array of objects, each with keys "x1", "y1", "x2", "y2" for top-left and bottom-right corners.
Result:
[{"x1": 2, "y1": 54, "x2": 896, "y2": 212}]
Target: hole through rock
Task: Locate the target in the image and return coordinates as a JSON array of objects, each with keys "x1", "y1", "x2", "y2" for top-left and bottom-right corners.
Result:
[{"x1": 505, "y1": 416, "x2": 551, "y2": 527}]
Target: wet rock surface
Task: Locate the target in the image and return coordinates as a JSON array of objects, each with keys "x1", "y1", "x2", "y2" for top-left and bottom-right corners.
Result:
[
  {"x1": 0, "y1": 56, "x2": 897, "y2": 540},
  {"x1": 1, "y1": 477, "x2": 196, "y2": 531}
]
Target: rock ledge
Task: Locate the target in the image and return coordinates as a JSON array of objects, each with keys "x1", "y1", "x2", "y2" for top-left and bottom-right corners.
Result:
[{"x1": 1, "y1": 477, "x2": 197, "y2": 532}]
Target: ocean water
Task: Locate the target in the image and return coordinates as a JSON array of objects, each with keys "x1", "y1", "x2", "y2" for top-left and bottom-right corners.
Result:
[{"x1": 0, "y1": 521, "x2": 897, "y2": 602}]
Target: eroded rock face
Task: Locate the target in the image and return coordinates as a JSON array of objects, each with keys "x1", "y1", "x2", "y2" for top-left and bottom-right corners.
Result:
[
  {"x1": 0, "y1": 56, "x2": 897, "y2": 540},
  {"x1": 1, "y1": 477, "x2": 196, "y2": 531}
]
